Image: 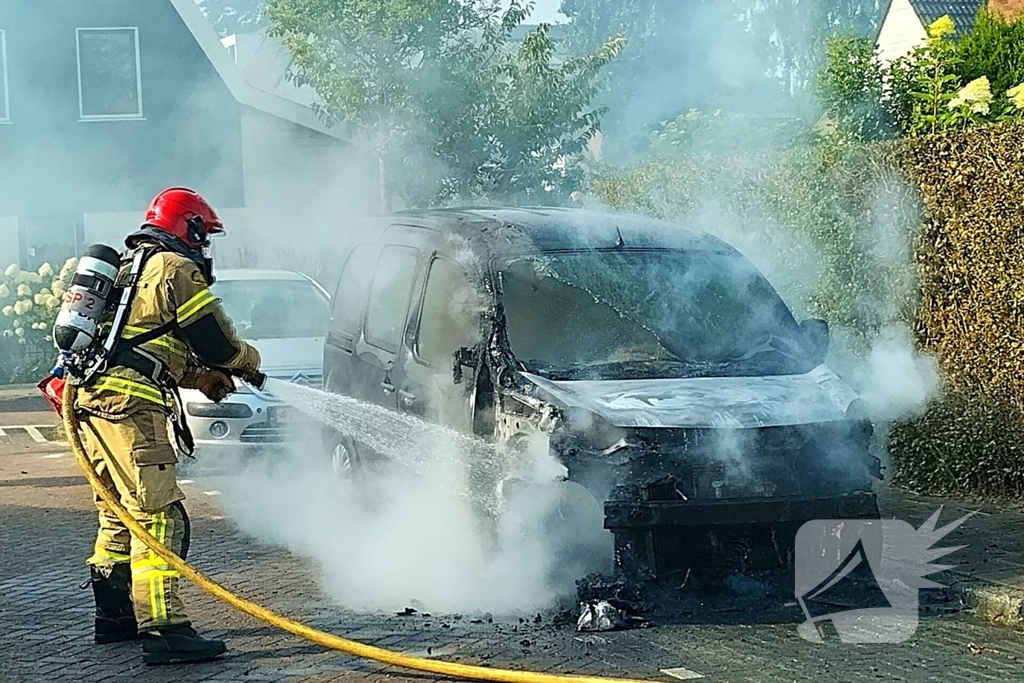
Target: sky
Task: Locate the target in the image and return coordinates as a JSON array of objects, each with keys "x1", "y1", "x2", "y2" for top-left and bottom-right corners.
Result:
[{"x1": 518, "y1": 0, "x2": 568, "y2": 23}]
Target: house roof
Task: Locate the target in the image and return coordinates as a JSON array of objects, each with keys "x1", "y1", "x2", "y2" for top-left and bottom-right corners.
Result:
[
  {"x1": 222, "y1": 33, "x2": 318, "y2": 109},
  {"x1": 168, "y1": 0, "x2": 346, "y2": 140},
  {"x1": 907, "y1": 0, "x2": 985, "y2": 32}
]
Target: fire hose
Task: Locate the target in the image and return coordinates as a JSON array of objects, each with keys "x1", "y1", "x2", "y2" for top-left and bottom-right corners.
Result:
[{"x1": 62, "y1": 384, "x2": 652, "y2": 683}]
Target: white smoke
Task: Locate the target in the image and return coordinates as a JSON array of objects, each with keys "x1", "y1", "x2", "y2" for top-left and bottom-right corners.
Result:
[
  {"x1": 214, "y1": 385, "x2": 612, "y2": 614},
  {"x1": 196, "y1": 0, "x2": 939, "y2": 616},
  {"x1": 853, "y1": 325, "x2": 940, "y2": 422}
]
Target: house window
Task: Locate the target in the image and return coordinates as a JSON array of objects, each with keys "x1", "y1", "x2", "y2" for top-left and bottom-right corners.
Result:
[
  {"x1": 76, "y1": 27, "x2": 143, "y2": 120},
  {"x1": 0, "y1": 30, "x2": 9, "y2": 122}
]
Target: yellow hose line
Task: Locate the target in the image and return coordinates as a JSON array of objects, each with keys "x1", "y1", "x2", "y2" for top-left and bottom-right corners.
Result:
[{"x1": 63, "y1": 385, "x2": 652, "y2": 683}]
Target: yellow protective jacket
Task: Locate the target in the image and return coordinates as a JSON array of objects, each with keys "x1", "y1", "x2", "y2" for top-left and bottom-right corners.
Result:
[{"x1": 76, "y1": 250, "x2": 261, "y2": 419}]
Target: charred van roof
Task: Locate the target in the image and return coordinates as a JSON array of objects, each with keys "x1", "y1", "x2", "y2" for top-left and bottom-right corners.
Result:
[{"x1": 388, "y1": 207, "x2": 733, "y2": 255}]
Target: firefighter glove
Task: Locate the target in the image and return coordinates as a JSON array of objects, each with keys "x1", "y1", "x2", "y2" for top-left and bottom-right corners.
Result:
[{"x1": 194, "y1": 369, "x2": 235, "y2": 403}]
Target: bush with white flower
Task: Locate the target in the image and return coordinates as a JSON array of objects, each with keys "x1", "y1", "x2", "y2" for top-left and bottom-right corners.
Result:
[{"x1": 0, "y1": 258, "x2": 77, "y2": 382}]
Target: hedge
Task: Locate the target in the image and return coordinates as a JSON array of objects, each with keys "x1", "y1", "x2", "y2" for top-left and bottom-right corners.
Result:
[{"x1": 891, "y1": 123, "x2": 1024, "y2": 497}]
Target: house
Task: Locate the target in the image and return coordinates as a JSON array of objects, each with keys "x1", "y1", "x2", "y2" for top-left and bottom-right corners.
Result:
[
  {"x1": 0, "y1": 0, "x2": 375, "y2": 273},
  {"x1": 875, "y1": 0, "x2": 985, "y2": 65}
]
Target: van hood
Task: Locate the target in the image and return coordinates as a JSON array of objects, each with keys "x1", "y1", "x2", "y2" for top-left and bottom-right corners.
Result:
[
  {"x1": 521, "y1": 365, "x2": 858, "y2": 429},
  {"x1": 245, "y1": 336, "x2": 324, "y2": 379}
]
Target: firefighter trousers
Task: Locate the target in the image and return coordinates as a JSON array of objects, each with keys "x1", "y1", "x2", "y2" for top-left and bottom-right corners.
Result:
[{"x1": 80, "y1": 410, "x2": 191, "y2": 632}]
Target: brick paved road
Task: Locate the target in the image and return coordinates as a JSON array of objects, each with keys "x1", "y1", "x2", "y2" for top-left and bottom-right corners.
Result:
[{"x1": 3, "y1": 436, "x2": 1024, "y2": 683}]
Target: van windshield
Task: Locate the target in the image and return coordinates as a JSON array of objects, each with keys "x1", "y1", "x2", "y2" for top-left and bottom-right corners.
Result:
[
  {"x1": 214, "y1": 278, "x2": 329, "y2": 340},
  {"x1": 499, "y1": 250, "x2": 813, "y2": 380}
]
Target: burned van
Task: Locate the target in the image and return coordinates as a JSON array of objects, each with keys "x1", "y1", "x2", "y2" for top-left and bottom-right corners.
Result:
[{"x1": 322, "y1": 208, "x2": 881, "y2": 577}]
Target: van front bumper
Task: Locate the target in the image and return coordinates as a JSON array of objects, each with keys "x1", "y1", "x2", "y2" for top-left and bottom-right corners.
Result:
[
  {"x1": 604, "y1": 491, "x2": 880, "y2": 529},
  {"x1": 604, "y1": 491, "x2": 880, "y2": 578}
]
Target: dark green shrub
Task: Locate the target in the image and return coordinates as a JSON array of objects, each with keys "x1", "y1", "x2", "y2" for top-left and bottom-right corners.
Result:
[{"x1": 953, "y1": 10, "x2": 1024, "y2": 115}]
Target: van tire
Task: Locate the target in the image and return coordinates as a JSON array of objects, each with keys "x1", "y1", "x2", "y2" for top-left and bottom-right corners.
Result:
[{"x1": 325, "y1": 429, "x2": 363, "y2": 480}]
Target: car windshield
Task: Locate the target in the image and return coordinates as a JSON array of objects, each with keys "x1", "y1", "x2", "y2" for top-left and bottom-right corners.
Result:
[
  {"x1": 213, "y1": 278, "x2": 329, "y2": 340},
  {"x1": 499, "y1": 250, "x2": 812, "y2": 380}
]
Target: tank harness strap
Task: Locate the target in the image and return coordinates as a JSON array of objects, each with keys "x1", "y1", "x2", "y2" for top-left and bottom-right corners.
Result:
[{"x1": 96, "y1": 244, "x2": 197, "y2": 456}]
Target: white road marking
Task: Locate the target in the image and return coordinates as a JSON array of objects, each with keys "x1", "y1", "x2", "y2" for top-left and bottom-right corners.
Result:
[
  {"x1": 41, "y1": 453, "x2": 66, "y2": 459},
  {"x1": 24, "y1": 426, "x2": 47, "y2": 444},
  {"x1": 177, "y1": 479, "x2": 195, "y2": 485},
  {"x1": 661, "y1": 668, "x2": 704, "y2": 681},
  {"x1": 203, "y1": 490, "x2": 222, "y2": 496},
  {"x1": 0, "y1": 425, "x2": 56, "y2": 443}
]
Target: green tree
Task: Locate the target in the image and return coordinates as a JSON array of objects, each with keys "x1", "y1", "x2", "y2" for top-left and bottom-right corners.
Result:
[
  {"x1": 823, "y1": 13, "x2": 1024, "y2": 138},
  {"x1": 816, "y1": 34, "x2": 895, "y2": 140},
  {"x1": 266, "y1": 0, "x2": 623, "y2": 207}
]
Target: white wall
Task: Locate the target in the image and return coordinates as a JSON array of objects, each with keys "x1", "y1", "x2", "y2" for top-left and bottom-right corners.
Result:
[
  {"x1": 78, "y1": 111, "x2": 380, "y2": 285},
  {"x1": 0, "y1": 217, "x2": 18, "y2": 267},
  {"x1": 877, "y1": 0, "x2": 928, "y2": 66},
  {"x1": 231, "y1": 106, "x2": 379, "y2": 276},
  {"x1": 83, "y1": 211, "x2": 138, "y2": 251}
]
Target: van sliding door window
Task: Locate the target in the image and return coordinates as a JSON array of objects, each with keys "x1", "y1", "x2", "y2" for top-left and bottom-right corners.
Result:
[
  {"x1": 416, "y1": 258, "x2": 482, "y2": 367},
  {"x1": 364, "y1": 246, "x2": 419, "y2": 353},
  {"x1": 332, "y1": 244, "x2": 379, "y2": 337}
]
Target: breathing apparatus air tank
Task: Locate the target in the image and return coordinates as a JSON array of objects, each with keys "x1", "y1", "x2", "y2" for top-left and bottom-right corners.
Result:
[{"x1": 53, "y1": 244, "x2": 121, "y2": 353}]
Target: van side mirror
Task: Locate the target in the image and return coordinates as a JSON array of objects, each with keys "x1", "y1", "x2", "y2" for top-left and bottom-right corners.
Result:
[
  {"x1": 799, "y1": 319, "x2": 830, "y2": 365},
  {"x1": 452, "y1": 347, "x2": 478, "y2": 385}
]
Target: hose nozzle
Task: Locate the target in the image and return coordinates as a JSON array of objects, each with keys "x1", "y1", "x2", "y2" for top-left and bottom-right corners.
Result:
[{"x1": 246, "y1": 371, "x2": 268, "y2": 391}]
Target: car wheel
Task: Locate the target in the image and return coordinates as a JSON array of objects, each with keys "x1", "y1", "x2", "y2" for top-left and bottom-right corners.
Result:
[{"x1": 329, "y1": 434, "x2": 362, "y2": 480}]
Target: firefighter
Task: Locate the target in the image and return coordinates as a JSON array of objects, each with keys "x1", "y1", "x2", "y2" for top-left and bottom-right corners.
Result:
[{"x1": 77, "y1": 187, "x2": 261, "y2": 665}]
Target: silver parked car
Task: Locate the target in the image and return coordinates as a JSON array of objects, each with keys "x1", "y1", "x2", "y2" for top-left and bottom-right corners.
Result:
[{"x1": 179, "y1": 269, "x2": 329, "y2": 448}]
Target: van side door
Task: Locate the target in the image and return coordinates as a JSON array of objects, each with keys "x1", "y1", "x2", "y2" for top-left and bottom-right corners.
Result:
[
  {"x1": 396, "y1": 254, "x2": 484, "y2": 432},
  {"x1": 324, "y1": 243, "x2": 379, "y2": 400},
  {"x1": 356, "y1": 244, "x2": 422, "y2": 410}
]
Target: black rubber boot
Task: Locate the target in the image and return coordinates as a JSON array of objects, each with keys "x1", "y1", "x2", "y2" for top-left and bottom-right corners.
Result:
[
  {"x1": 88, "y1": 564, "x2": 138, "y2": 644},
  {"x1": 141, "y1": 625, "x2": 227, "y2": 665}
]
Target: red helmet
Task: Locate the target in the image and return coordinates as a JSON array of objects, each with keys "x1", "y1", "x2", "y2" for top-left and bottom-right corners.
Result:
[{"x1": 143, "y1": 187, "x2": 225, "y2": 249}]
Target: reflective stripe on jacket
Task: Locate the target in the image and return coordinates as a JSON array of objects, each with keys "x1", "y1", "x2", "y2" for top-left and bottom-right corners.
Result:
[{"x1": 76, "y1": 250, "x2": 261, "y2": 419}]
